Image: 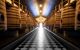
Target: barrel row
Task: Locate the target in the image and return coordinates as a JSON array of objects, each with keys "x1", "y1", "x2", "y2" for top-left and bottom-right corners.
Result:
[
  {"x1": 45, "y1": 1, "x2": 77, "y2": 30},
  {"x1": 0, "y1": 0, "x2": 36, "y2": 31}
]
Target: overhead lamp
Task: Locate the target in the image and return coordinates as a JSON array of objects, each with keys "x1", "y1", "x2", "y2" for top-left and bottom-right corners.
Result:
[
  {"x1": 39, "y1": 4, "x2": 43, "y2": 8},
  {"x1": 40, "y1": 10, "x2": 42, "y2": 13}
]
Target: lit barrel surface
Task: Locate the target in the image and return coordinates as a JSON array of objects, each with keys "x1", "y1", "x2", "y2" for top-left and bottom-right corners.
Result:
[{"x1": 0, "y1": 0, "x2": 6, "y2": 30}]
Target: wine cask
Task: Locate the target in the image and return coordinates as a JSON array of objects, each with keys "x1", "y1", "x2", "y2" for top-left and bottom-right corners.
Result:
[
  {"x1": 76, "y1": 0, "x2": 80, "y2": 30},
  {"x1": 62, "y1": 5, "x2": 75, "y2": 29},
  {"x1": 7, "y1": 6, "x2": 20, "y2": 29},
  {"x1": 0, "y1": 0, "x2": 6, "y2": 30}
]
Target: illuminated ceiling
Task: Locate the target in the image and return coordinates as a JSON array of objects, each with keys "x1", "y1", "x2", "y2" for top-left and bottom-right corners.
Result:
[
  {"x1": 26, "y1": 0, "x2": 56, "y2": 17},
  {"x1": 36, "y1": 16, "x2": 46, "y2": 23}
]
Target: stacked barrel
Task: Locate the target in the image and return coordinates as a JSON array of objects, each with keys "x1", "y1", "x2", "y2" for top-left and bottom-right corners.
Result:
[
  {"x1": 20, "y1": 11, "x2": 27, "y2": 28},
  {"x1": 55, "y1": 11, "x2": 61, "y2": 28},
  {"x1": 7, "y1": 5, "x2": 20, "y2": 29},
  {"x1": 76, "y1": 0, "x2": 80, "y2": 30},
  {"x1": 0, "y1": 0, "x2": 6, "y2": 30},
  {"x1": 62, "y1": 5, "x2": 75, "y2": 29},
  {"x1": 77, "y1": 0, "x2": 80, "y2": 13}
]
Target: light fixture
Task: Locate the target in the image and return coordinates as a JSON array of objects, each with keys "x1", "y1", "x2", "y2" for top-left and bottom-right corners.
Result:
[
  {"x1": 40, "y1": 10, "x2": 42, "y2": 13},
  {"x1": 39, "y1": 4, "x2": 43, "y2": 8}
]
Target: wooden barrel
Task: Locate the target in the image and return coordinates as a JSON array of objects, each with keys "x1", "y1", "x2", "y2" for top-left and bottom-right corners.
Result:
[
  {"x1": 20, "y1": 11, "x2": 27, "y2": 28},
  {"x1": 0, "y1": 0, "x2": 6, "y2": 30},
  {"x1": 77, "y1": 0, "x2": 80, "y2": 13},
  {"x1": 76, "y1": 0, "x2": 80, "y2": 30},
  {"x1": 7, "y1": 5, "x2": 20, "y2": 29},
  {"x1": 55, "y1": 11, "x2": 61, "y2": 28},
  {"x1": 62, "y1": 5, "x2": 75, "y2": 29}
]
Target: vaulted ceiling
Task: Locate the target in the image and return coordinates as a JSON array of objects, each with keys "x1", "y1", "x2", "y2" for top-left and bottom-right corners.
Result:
[
  {"x1": 15, "y1": 0, "x2": 61, "y2": 17},
  {"x1": 25, "y1": 0, "x2": 57, "y2": 17}
]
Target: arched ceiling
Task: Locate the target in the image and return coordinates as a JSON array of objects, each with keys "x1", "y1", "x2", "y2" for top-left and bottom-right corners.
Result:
[
  {"x1": 15, "y1": 0, "x2": 60, "y2": 17},
  {"x1": 25, "y1": 0, "x2": 57, "y2": 17}
]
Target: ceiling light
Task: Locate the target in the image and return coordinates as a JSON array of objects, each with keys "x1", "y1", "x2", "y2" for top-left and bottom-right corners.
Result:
[
  {"x1": 39, "y1": 4, "x2": 43, "y2": 8},
  {"x1": 40, "y1": 10, "x2": 42, "y2": 13}
]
